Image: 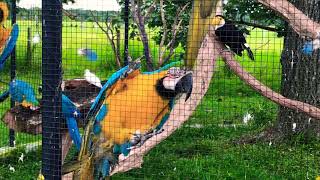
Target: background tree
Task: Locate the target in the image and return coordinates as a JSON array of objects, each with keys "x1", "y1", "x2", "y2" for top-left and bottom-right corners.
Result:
[{"x1": 277, "y1": 0, "x2": 320, "y2": 138}]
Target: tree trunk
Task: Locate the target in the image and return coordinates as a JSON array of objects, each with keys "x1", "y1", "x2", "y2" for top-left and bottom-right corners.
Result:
[{"x1": 278, "y1": 0, "x2": 320, "y2": 137}]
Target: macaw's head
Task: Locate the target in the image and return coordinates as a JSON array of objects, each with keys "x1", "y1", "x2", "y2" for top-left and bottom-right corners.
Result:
[
  {"x1": 211, "y1": 15, "x2": 226, "y2": 29},
  {"x1": 156, "y1": 67, "x2": 193, "y2": 102}
]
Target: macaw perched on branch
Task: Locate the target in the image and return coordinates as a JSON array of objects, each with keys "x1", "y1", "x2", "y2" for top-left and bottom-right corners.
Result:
[
  {"x1": 63, "y1": 61, "x2": 193, "y2": 179},
  {"x1": 9, "y1": 79, "x2": 39, "y2": 109},
  {"x1": 0, "y1": 2, "x2": 19, "y2": 70}
]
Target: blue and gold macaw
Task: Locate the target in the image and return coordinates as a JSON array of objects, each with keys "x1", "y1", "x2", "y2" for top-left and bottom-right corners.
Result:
[
  {"x1": 0, "y1": 2, "x2": 19, "y2": 70},
  {"x1": 63, "y1": 61, "x2": 193, "y2": 179},
  {"x1": 9, "y1": 79, "x2": 39, "y2": 109}
]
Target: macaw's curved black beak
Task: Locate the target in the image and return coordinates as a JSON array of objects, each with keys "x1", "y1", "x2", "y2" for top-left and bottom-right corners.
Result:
[
  {"x1": 160, "y1": 69, "x2": 193, "y2": 101},
  {"x1": 174, "y1": 72, "x2": 193, "y2": 101}
]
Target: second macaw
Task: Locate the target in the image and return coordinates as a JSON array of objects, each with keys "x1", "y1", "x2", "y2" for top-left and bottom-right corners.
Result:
[
  {"x1": 63, "y1": 61, "x2": 193, "y2": 179},
  {"x1": 9, "y1": 79, "x2": 39, "y2": 109}
]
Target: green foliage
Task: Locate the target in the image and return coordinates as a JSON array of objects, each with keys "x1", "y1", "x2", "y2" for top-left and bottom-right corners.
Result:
[
  {"x1": 118, "y1": 0, "x2": 192, "y2": 50},
  {"x1": 148, "y1": 0, "x2": 192, "y2": 50},
  {"x1": 117, "y1": 0, "x2": 287, "y2": 53},
  {"x1": 224, "y1": 0, "x2": 287, "y2": 37}
]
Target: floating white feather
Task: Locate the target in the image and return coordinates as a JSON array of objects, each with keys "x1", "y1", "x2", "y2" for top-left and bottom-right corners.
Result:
[{"x1": 84, "y1": 69, "x2": 102, "y2": 88}]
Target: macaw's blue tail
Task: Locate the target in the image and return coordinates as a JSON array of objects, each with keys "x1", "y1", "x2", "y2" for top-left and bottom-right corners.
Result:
[
  {"x1": 66, "y1": 117, "x2": 82, "y2": 151},
  {"x1": 62, "y1": 94, "x2": 82, "y2": 151}
]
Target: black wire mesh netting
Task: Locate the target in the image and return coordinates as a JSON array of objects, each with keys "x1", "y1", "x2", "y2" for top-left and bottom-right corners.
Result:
[{"x1": 0, "y1": 0, "x2": 320, "y2": 179}]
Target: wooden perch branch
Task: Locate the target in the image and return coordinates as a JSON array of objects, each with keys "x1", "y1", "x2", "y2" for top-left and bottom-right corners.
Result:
[
  {"x1": 221, "y1": 51, "x2": 320, "y2": 119},
  {"x1": 110, "y1": 30, "x2": 219, "y2": 176},
  {"x1": 258, "y1": 0, "x2": 320, "y2": 39}
]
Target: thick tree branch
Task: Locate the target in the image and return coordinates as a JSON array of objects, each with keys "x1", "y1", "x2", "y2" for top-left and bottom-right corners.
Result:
[
  {"x1": 257, "y1": 0, "x2": 320, "y2": 39},
  {"x1": 218, "y1": 43, "x2": 320, "y2": 120}
]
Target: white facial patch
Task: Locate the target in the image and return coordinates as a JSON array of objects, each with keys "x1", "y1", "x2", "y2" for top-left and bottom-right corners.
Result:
[{"x1": 163, "y1": 76, "x2": 180, "y2": 91}]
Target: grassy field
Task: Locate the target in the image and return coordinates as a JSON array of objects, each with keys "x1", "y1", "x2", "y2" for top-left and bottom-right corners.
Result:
[{"x1": 0, "y1": 20, "x2": 320, "y2": 179}]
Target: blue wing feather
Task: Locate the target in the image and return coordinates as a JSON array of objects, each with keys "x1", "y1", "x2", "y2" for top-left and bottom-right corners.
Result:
[
  {"x1": 142, "y1": 61, "x2": 182, "y2": 75},
  {"x1": 62, "y1": 94, "x2": 82, "y2": 150},
  {"x1": 66, "y1": 117, "x2": 82, "y2": 151},
  {"x1": 88, "y1": 65, "x2": 129, "y2": 115},
  {"x1": 96, "y1": 104, "x2": 107, "y2": 122},
  {"x1": 0, "y1": 24, "x2": 19, "y2": 70}
]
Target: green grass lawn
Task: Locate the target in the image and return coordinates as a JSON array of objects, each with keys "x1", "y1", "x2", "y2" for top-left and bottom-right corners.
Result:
[{"x1": 0, "y1": 20, "x2": 319, "y2": 179}]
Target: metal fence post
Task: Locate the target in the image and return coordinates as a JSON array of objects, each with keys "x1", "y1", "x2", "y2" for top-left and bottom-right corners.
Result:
[
  {"x1": 42, "y1": 0, "x2": 63, "y2": 179},
  {"x1": 9, "y1": 0, "x2": 17, "y2": 148}
]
